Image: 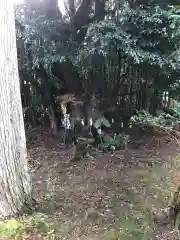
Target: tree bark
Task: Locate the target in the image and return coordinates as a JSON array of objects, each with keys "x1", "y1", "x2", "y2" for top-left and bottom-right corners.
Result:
[
  {"x1": 0, "y1": 0, "x2": 31, "y2": 218},
  {"x1": 42, "y1": 0, "x2": 62, "y2": 19},
  {"x1": 68, "y1": 0, "x2": 76, "y2": 18},
  {"x1": 48, "y1": 103, "x2": 58, "y2": 135},
  {"x1": 94, "y1": 0, "x2": 105, "y2": 21}
]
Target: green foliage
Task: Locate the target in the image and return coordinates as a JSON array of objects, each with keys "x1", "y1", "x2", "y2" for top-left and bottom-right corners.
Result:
[
  {"x1": 170, "y1": 80, "x2": 180, "y2": 101},
  {"x1": 167, "y1": 6, "x2": 180, "y2": 48},
  {"x1": 19, "y1": 213, "x2": 53, "y2": 234},
  {"x1": 15, "y1": 4, "x2": 72, "y2": 73},
  {"x1": 130, "y1": 108, "x2": 180, "y2": 130},
  {"x1": 0, "y1": 213, "x2": 65, "y2": 238},
  {"x1": 76, "y1": 4, "x2": 180, "y2": 80},
  {"x1": 15, "y1": 1, "x2": 180, "y2": 131},
  {"x1": 98, "y1": 133, "x2": 129, "y2": 152},
  {"x1": 16, "y1": 2, "x2": 180, "y2": 79},
  {"x1": 0, "y1": 219, "x2": 20, "y2": 237}
]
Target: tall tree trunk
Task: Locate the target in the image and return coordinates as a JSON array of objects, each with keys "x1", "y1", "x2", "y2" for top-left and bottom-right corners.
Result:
[
  {"x1": 41, "y1": 0, "x2": 62, "y2": 19},
  {"x1": 0, "y1": 0, "x2": 31, "y2": 218}
]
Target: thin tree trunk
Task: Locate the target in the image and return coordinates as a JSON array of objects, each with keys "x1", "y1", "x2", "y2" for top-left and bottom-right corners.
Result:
[
  {"x1": 0, "y1": 0, "x2": 31, "y2": 218},
  {"x1": 48, "y1": 103, "x2": 58, "y2": 135}
]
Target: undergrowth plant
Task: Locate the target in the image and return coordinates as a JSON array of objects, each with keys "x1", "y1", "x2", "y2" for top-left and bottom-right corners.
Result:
[
  {"x1": 130, "y1": 109, "x2": 180, "y2": 130},
  {"x1": 98, "y1": 133, "x2": 129, "y2": 152}
]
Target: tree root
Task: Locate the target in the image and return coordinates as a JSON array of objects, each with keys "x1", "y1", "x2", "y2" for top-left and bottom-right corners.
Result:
[
  {"x1": 151, "y1": 185, "x2": 180, "y2": 230},
  {"x1": 21, "y1": 197, "x2": 39, "y2": 215},
  {"x1": 168, "y1": 185, "x2": 180, "y2": 229}
]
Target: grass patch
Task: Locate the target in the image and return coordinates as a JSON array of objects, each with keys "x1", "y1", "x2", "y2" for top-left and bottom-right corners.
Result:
[
  {"x1": 103, "y1": 156, "x2": 180, "y2": 240},
  {"x1": 0, "y1": 219, "x2": 20, "y2": 237},
  {"x1": 104, "y1": 217, "x2": 155, "y2": 240},
  {"x1": 0, "y1": 213, "x2": 66, "y2": 239}
]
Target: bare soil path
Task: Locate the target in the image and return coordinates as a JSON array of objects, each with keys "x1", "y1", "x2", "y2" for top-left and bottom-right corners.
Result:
[{"x1": 26, "y1": 136, "x2": 180, "y2": 240}]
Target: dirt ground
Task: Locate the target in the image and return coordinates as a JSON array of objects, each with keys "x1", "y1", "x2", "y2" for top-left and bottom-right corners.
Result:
[{"x1": 24, "y1": 135, "x2": 180, "y2": 240}]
